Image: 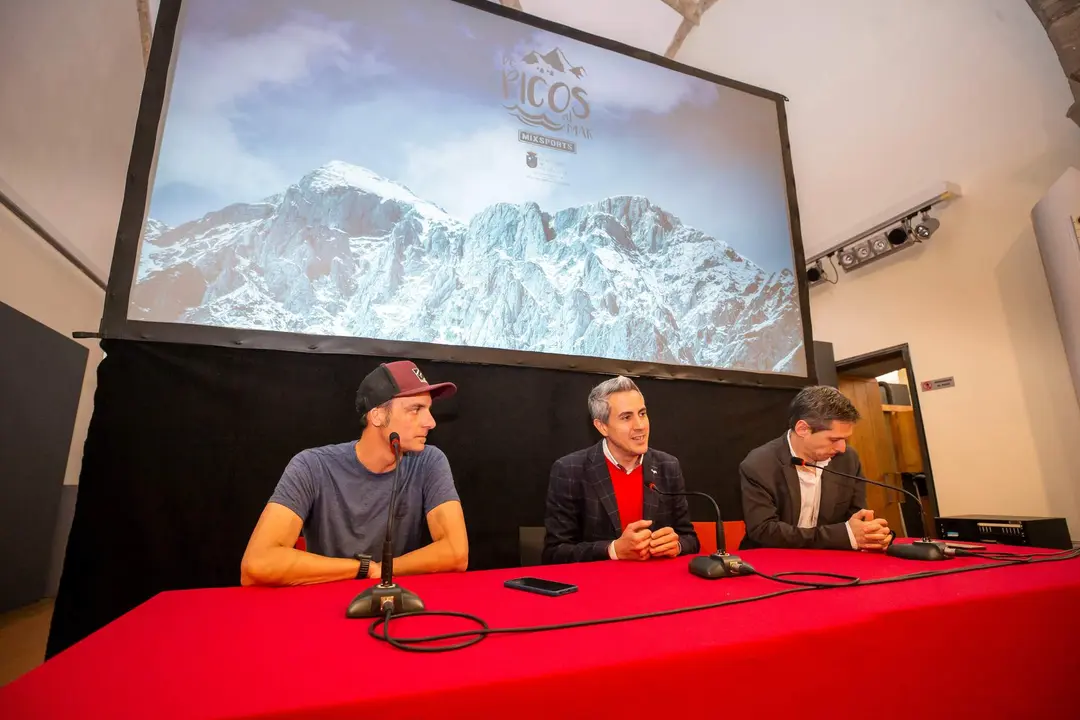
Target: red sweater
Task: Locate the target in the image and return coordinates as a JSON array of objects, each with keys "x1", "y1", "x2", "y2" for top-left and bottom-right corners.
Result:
[{"x1": 604, "y1": 456, "x2": 643, "y2": 531}]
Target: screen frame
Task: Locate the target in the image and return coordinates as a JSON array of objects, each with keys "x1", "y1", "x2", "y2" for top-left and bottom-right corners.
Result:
[{"x1": 100, "y1": 0, "x2": 817, "y2": 389}]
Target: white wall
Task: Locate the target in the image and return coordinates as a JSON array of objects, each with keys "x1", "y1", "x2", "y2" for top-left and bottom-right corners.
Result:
[
  {"x1": 0, "y1": 0, "x2": 146, "y2": 283},
  {"x1": 675, "y1": 0, "x2": 1080, "y2": 535},
  {"x1": 0, "y1": 0, "x2": 146, "y2": 484},
  {"x1": 0, "y1": 206, "x2": 105, "y2": 486}
]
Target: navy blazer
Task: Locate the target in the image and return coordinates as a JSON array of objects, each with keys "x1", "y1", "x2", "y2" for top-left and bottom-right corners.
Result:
[{"x1": 542, "y1": 441, "x2": 700, "y2": 564}]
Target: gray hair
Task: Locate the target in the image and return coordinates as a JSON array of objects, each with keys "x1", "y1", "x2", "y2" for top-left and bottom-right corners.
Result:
[
  {"x1": 789, "y1": 385, "x2": 860, "y2": 432},
  {"x1": 588, "y1": 376, "x2": 643, "y2": 423}
]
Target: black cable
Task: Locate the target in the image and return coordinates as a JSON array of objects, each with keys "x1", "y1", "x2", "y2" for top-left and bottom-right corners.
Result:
[
  {"x1": 859, "y1": 548, "x2": 1080, "y2": 586},
  {"x1": 939, "y1": 547, "x2": 1078, "y2": 563},
  {"x1": 746, "y1": 569, "x2": 861, "y2": 588},
  {"x1": 368, "y1": 548, "x2": 1080, "y2": 652},
  {"x1": 369, "y1": 586, "x2": 808, "y2": 651},
  {"x1": 378, "y1": 607, "x2": 488, "y2": 652},
  {"x1": 826, "y1": 254, "x2": 839, "y2": 284}
]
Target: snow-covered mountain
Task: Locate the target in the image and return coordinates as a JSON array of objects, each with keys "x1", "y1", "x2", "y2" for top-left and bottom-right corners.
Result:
[{"x1": 131, "y1": 160, "x2": 805, "y2": 374}]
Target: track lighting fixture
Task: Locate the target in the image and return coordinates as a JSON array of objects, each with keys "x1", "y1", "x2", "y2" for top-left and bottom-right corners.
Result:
[{"x1": 804, "y1": 182, "x2": 960, "y2": 283}]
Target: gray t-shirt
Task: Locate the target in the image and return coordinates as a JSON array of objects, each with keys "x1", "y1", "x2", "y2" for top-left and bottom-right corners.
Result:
[{"x1": 268, "y1": 441, "x2": 459, "y2": 561}]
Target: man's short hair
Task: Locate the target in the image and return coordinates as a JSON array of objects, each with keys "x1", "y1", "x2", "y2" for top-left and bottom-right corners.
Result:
[
  {"x1": 789, "y1": 385, "x2": 860, "y2": 432},
  {"x1": 588, "y1": 376, "x2": 642, "y2": 423},
  {"x1": 358, "y1": 399, "x2": 393, "y2": 429}
]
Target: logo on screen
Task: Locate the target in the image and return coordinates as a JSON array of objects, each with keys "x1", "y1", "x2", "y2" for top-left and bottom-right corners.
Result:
[
  {"x1": 525, "y1": 151, "x2": 538, "y2": 168},
  {"x1": 502, "y1": 48, "x2": 591, "y2": 139}
]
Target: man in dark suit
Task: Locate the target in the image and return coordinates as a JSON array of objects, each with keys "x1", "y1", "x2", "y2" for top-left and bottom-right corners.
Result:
[
  {"x1": 542, "y1": 376, "x2": 700, "y2": 564},
  {"x1": 740, "y1": 385, "x2": 892, "y2": 551}
]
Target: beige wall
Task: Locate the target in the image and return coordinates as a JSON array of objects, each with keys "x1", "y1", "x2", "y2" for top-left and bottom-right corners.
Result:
[
  {"x1": 1, "y1": 0, "x2": 145, "y2": 485},
  {"x1": 0, "y1": 205, "x2": 104, "y2": 486},
  {"x1": 0, "y1": 0, "x2": 145, "y2": 282},
  {"x1": 677, "y1": 0, "x2": 1080, "y2": 536}
]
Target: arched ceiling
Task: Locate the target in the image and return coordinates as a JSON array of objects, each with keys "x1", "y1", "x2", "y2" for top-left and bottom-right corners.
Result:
[
  {"x1": 136, "y1": 0, "x2": 1079, "y2": 125},
  {"x1": 503, "y1": 0, "x2": 1080, "y2": 127},
  {"x1": 1025, "y1": 0, "x2": 1080, "y2": 125},
  {"x1": 498, "y1": 0, "x2": 720, "y2": 58}
]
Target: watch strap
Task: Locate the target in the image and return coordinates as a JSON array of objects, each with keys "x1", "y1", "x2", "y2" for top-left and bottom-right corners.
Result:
[{"x1": 354, "y1": 553, "x2": 371, "y2": 579}]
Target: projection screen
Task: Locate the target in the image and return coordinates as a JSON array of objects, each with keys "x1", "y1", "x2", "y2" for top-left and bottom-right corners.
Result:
[{"x1": 103, "y1": 0, "x2": 815, "y2": 385}]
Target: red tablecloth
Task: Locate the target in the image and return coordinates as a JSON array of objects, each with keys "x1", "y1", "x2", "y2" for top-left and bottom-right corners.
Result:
[{"x1": 3, "y1": 547, "x2": 1079, "y2": 719}]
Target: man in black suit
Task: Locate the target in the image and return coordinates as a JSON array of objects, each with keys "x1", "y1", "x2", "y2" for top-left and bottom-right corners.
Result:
[
  {"x1": 542, "y1": 376, "x2": 700, "y2": 564},
  {"x1": 740, "y1": 385, "x2": 892, "y2": 551}
]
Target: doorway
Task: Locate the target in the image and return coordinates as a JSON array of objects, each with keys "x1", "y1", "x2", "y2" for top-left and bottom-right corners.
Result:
[{"x1": 835, "y1": 344, "x2": 938, "y2": 539}]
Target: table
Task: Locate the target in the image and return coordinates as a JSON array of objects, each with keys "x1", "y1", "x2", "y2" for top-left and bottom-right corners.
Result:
[{"x1": 3, "y1": 546, "x2": 1079, "y2": 718}]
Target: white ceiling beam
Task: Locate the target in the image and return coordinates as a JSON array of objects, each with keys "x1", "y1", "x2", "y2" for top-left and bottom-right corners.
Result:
[
  {"x1": 658, "y1": 0, "x2": 701, "y2": 23},
  {"x1": 136, "y1": 0, "x2": 152, "y2": 66},
  {"x1": 663, "y1": 0, "x2": 721, "y2": 59}
]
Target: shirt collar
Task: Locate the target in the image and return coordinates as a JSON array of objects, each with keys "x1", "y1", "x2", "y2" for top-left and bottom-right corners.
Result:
[
  {"x1": 602, "y1": 439, "x2": 642, "y2": 474},
  {"x1": 787, "y1": 431, "x2": 831, "y2": 470}
]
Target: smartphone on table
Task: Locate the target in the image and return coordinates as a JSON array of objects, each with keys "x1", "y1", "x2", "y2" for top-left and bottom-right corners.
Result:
[{"x1": 504, "y1": 577, "x2": 578, "y2": 597}]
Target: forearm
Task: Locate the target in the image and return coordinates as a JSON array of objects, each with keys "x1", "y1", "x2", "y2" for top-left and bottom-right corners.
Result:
[
  {"x1": 241, "y1": 547, "x2": 359, "y2": 587},
  {"x1": 543, "y1": 539, "x2": 610, "y2": 564},
  {"x1": 393, "y1": 536, "x2": 468, "y2": 576},
  {"x1": 748, "y1": 518, "x2": 850, "y2": 550}
]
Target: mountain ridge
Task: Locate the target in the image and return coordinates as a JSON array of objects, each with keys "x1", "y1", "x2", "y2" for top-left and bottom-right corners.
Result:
[{"x1": 133, "y1": 161, "x2": 805, "y2": 374}]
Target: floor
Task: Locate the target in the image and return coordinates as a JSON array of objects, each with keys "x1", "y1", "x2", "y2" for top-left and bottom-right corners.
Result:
[{"x1": 0, "y1": 599, "x2": 53, "y2": 687}]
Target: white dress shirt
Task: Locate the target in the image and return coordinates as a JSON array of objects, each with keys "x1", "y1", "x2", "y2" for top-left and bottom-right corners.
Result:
[{"x1": 787, "y1": 432, "x2": 858, "y2": 549}]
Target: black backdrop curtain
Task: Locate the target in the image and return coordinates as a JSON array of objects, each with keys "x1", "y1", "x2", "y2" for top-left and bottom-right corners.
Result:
[{"x1": 48, "y1": 339, "x2": 798, "y2": 657}]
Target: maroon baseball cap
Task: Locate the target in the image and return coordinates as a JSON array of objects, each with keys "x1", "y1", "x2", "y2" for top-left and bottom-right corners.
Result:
[{"x1": 355, "y1": 360, "x2": 457, "y2": 415}]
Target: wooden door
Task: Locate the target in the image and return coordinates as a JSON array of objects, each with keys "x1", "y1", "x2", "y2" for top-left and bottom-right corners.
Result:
[
  {"x1": 837, "y1": 376, "x2": 907, "y2": 535},
  {"x1": 887, "y1": 408, "x2": 924, "y2": 474}
]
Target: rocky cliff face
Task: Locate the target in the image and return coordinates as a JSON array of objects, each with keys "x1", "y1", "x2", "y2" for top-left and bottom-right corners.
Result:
[{"x1": 133, "y1": 160, "x2": 804, "y2": 373}]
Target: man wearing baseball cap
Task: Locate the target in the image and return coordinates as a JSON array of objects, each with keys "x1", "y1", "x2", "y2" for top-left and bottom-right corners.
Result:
[{"x1": 241, "y1": 360, "x2": 468, "y2": 586}]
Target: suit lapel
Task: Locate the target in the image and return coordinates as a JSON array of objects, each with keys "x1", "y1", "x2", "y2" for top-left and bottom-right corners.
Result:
[
  {"x1": 775, "y1": 434, "x2": 802, "y2": 525},
  {"x1": 586, "y1": 442, "x2": 621, "y2": 534},
  {"x1": 641, "y1": 451, "x2": 659, "y2": 523}
]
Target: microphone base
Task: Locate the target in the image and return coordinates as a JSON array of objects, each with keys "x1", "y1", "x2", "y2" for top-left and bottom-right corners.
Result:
[
  {"x1": 346, "y1": 583, "x2": 425, "y2": 618},
  {"x1": 885, "y1": 540, "x2": 948, "y2": 561},
  {"x1": 689, "y1": 553, "x2": 750, "y2": 579}
]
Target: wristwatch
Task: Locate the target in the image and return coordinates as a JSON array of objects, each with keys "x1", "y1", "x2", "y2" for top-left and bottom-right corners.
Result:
[{"x1": 354, "y1": 553, "x2": 372, "y2": 580}]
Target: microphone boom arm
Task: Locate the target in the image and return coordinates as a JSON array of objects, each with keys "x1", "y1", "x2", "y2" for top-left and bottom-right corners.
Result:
[
  {"x1": 645, "y1": 481, "x2": 749, "y2": 579},
  {"x1": 791, "y1": 457, "x2": 928, "y2": 539},
  {"x1": 790, "y1": 456, "x2": 946, "y2": 561},
  {"x1": 648, "y1": 484, "x2": 726, "y2": 555},
  {"x1": 347, "y1": 432, "x2": 426, "y2": 616}
]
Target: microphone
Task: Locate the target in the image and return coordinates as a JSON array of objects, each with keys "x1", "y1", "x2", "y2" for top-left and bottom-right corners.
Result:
[
  {"x1": 347, "y1": 432, "x2": 426, "y2": 618},
  {"x1": 645, "y1": 480, "x2": 751, "y2": 579},
  {"x1": 789, "y1": 456, "x2": 945, "y2": 561},
  {"x1": 380, "y1": 433, "x2": 402, "y2": 586}
]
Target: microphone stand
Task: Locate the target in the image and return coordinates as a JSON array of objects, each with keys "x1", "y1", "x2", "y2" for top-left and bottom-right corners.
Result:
[
  {"x1": 347, "y1": 435, "x2": 426, "y2": 618},
  {"x1": 792, "y1": 457, "x2": 948, "y2": 561},
  {"x1": 646, "y1": 482, "x2": 749, "y2": 579}
]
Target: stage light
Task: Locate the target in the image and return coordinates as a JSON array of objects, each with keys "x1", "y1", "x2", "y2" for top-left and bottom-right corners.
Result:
[
  {"x1": 914, "y1": 211, "x2": 940, "y2": 239},
  {"x1": 806, "y1": 255, "x2": 841, "y2": 287},
  {"x1": 837, "y1": 248, "x2": 858, "y2": 269},
  {"x1": 869, "y1": 235, "x2": 891, "y2": 255},
  {"x1": 853, "y1": 240, "x2": 873, "y2": 262},
  {"x1": 887, "y1": 225, "x2": 909, "y2": 246}
]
